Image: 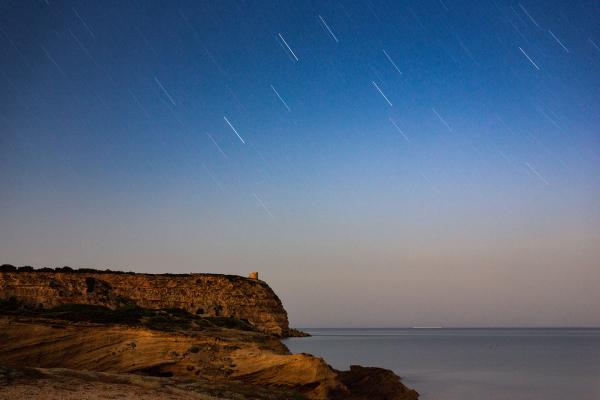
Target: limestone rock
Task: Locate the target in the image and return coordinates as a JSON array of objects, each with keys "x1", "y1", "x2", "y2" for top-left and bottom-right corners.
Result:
[
  {"x1": 0, "y1": 315, "x2": 418, "y2": 399},
  {"x1": 0, "y1": 271, "x2": 289, "y2": 336}
]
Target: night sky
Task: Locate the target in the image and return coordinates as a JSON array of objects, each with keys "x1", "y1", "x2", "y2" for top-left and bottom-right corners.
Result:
[{"x1": 1, "y1": 1, "x2": 599, "y2": 327}]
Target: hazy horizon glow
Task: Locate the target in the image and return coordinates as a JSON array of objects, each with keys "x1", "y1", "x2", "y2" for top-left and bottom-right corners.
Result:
[{"x1": 1, "y1": 1, "x2": 599, "y2": 327}]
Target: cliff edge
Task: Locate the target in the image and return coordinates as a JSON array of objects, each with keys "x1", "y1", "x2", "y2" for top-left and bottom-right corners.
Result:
[
  {"x1": 0, "y1": 268, "x2": 289, "y2": 336},
  {"x1": 0, "y1": 266, "x2": 418, "y2": 399}
]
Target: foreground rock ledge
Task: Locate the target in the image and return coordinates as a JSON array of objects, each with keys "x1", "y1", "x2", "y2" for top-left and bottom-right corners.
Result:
[{"x1": 0, "y1": 315, "x2": 418, "y2": 399}]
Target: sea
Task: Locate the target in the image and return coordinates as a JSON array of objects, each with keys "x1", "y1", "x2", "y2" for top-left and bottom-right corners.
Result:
[{"x1": 284, "y1": 328, "x2": 600, "y2": 400}]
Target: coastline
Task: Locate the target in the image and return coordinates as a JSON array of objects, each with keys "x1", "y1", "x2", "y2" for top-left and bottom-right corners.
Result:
[
  {"x1": 285, "y1": 327, "x2": 600, "y2": 400},
  {"x1": 0, "y1": 267, "x2": 418, "y2": 399}
]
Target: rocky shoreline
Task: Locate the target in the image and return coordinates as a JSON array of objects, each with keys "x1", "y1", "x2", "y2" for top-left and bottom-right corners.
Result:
[{"x1": 0, "y1": 267, "x2": 418, "y2": 399}]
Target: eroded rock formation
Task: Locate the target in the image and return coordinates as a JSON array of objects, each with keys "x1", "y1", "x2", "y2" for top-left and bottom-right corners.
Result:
[
  {"x1": 0, "y1": 271, "x2": 289, "y2": 336},
  {"x1": 0, "y1": 315, "x2": 418, "y2": 400},
  {"x1": 0, "y1": 268, "x2": 419, "y2": 399}
]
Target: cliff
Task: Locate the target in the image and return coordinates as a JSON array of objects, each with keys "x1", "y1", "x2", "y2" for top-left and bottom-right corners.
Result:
[
  {"x1": 0, "y1": 267, "x2": 419, "y2": 399},
  {"x1": 0, "y1": 270, "x2": 289, "y2": 336}
]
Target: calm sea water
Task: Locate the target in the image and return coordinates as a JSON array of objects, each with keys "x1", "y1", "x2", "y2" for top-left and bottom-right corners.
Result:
[{"x1": 284, "y1": 328, "x2": 600, "y2": 400}]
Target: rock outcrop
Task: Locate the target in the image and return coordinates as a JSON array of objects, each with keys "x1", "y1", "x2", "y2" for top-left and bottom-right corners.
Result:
[
  {"x1": 0, "y1": 270, "x2": 289, "y2": 336},
  {"x1": 0, "y1": 267, "x2": 419, "y2": 399},
  {"x1": 0, "y1": 315, "x2": 418, "y2": 399},
  {"x1": 0, "y1": 365, "x2": 304, "y2": 400}
]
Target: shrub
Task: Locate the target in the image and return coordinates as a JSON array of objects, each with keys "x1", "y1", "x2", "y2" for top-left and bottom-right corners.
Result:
[
  {"x1": 144, "y1": 315, "x2": 191, "y2": 332},
  {"x1": 162, "y1": 307, "x2": 194, "y2": 318},
  {"x1": 205, "y1": 316, "x2": 255, "y2": 331},
  {"x1": 41, "y1": 304, "x2": 150, "y2": 325},
  {"x1": 0, "y1": 297, "x2": 20, "y2": 311},
  {"x1": 78, "y1": 268, "x2": 100, "y2": 273}
]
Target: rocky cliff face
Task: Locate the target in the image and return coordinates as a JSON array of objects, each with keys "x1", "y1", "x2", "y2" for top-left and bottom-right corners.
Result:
[
  {"x1": 0, "y1": 271, "x2": 289, "y2": 336},
  {"x1": 0, "y1": 268, "x2": 419, "y2": 399}
]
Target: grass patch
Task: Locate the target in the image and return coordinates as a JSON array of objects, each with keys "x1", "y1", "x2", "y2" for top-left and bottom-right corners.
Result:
[
  {"x1": 144, "y1": 315, "x2": 191, "y2": 331},
  {"x1": 161, "y1": 307, "x2": 197, "y2": 319},
  {"x1": 42, "y1": 304, "x2": 153, "y2": 325},
  {"x1": 0, "y1": 302, "x2": 257, "y2": 333},
  {"x1": 204, "y1": 316, "x2": 255, "y2": 331}
]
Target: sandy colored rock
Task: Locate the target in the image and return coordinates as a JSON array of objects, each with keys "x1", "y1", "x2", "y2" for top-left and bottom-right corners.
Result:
[
  {"x1": 0, "y1": 270, "x2": 418, "y2": 399},
  {"x1": 0, "y1": 315, "x2": 418, "y2": 399},
  {"x1": 0, "y1": 365, "x2": 302, "y2": 399},
  {"x1": 0, "y1": 315, "x2": 341, "y2": 399},
  {"x1": 0, "y1": 271, "x2": 289, "y2": 336}
]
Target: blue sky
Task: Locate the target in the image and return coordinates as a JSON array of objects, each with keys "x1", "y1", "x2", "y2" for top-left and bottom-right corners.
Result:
[{"x1": 1, "y1": 0, "x2": 599, "y2": 327}]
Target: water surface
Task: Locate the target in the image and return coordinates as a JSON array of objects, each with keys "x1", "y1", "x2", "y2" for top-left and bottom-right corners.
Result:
[{"x1": 285, "y1": 328, "x2": 600, "y2": 400}]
